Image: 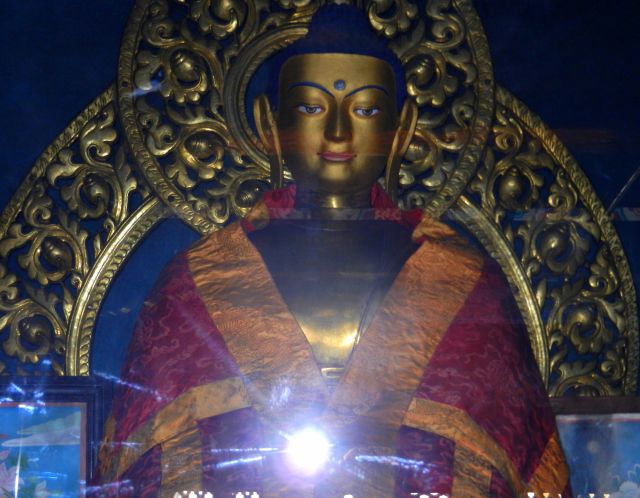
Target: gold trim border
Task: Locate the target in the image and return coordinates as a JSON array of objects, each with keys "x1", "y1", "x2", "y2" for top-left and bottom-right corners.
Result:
[
  {"x1": 453, "y1": 196, "x2": 549, "y2": 385},
  {"x1": 67, "y1": 197, "x2": 166, "y2": 375},
  {"x1": 104, "y1": 377, "x2": 250, "y2": 481},
  {"x1": 428, "y1": 0, "x2": 496, "y2": 218}
]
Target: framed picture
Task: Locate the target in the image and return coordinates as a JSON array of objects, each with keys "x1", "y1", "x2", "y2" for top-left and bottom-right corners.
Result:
[
  {"x1": 0, "y1": 377, "x2": 107, "y2": 498},
  {"x1": 553, "y1": 397, "x2": 640, "y2": 498}
]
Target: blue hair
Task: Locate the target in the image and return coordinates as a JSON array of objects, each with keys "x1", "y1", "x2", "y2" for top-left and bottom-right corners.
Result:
[{"x1": 266, "y1": 4, "x2": 407, "y2": 108}]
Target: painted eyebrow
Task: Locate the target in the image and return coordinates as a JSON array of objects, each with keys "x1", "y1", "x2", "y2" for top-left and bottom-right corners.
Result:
[
  {"x1": 345, "y1": 85, "x2": 389, "y2": 98},
  {"x1": 287, "y1": 82, "x2": 333, "y2": 98}
]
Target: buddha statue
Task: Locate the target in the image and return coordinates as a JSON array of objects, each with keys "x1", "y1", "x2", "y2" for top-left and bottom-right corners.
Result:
[
  {"x1": 96, "y1": 5, "x2": 571, "y2": 498},
  {"x1": 248, "y1": 21, "x2": 419, "y2": 387}
]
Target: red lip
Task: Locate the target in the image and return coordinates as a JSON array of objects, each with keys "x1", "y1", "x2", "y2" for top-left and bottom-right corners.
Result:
[{"x1": 319, "y1": 151, "x2": 356, "y2": 162}]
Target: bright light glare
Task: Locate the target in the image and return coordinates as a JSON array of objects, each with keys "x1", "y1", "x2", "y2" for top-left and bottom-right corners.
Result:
[{"x1": 285, "y1": 428, "x2": 331, "y2": 474}]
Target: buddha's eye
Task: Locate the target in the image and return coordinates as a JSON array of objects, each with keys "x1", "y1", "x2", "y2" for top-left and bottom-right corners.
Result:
[
  {"x1": 295, "y1": 104, "x2": 324, "y2": 115},
  {"x1": 354, "y1": 106, "x2": 380, "y2": 118}
]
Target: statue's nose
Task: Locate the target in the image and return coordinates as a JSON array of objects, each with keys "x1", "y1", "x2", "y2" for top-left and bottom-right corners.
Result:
[{"x1": 324, "y1": 108, "x2": 352, "y2": 142}]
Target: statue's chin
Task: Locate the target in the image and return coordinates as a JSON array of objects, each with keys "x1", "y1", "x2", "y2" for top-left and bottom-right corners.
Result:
[{"x1": 286, "y1": 154, "x2": 386, "y2": 191}]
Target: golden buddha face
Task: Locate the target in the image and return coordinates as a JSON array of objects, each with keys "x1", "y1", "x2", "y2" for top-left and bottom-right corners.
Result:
[
  {"x1": 255, "y1": 52, "x2": 417, "y2": 208},
  {"x1": 275, "y1": 53, "x2": 398, "y2": 203}
]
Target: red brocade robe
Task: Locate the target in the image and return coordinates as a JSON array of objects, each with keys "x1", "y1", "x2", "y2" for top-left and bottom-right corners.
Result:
[{"x1": 97, "y1": 187, "x2": 571, "y2": 498}]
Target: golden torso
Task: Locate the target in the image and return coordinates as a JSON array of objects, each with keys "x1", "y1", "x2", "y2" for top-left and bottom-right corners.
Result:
[
  {"x1": 248, "y1": 218, "x2": 417, "y2": 384},
  {"x1": 251, "y1": 51, "x2": 418, "y2": 385}
]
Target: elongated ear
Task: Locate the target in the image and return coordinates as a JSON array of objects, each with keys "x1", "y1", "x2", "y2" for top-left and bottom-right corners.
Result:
[
  {"x1": 253, "y1": 94, "x2": 284, "y2": 189},
  {"x1": 384, "y1": 100, "x2": 418, "y2": 204}
]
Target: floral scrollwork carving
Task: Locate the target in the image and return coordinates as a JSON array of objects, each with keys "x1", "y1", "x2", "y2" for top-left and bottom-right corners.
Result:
[
  {"x1": 0, "y1": 183, "x2": 88, "y2": 287},
  {"x1": 190, "y1": 0, "x2": 257, "y2": 41},
  {"x1": 467, "y1": 87, "x2": 638, "y2": 395},
  {"x1": 119, "y1": 0, "x2": 494, "y2": 233},
  {"x1": 0, "y1": 87, "x2": 151, "y2": 375},
  {"x1": 0, "y1": 263, "x2": 67, "y2": 374},
  {"x1": 367, "y1": 0, "x2": 419, "y2": 38},
  {"x1": 393, "y1": 0, "x2": 490, "y2": 213},
  {"x1": 404, "y1": 48, "x2": 457, "y2": 107}
]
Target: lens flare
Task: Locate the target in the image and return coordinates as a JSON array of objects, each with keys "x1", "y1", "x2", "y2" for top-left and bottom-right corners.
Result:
[{"x1": 285, "y1": 428, "x2": 331, "y2": 474}]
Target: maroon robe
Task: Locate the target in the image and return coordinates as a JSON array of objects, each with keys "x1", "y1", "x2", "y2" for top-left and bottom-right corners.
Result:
[{"x1": 96, "y1": 187, "x2": 571, "y2": 497}]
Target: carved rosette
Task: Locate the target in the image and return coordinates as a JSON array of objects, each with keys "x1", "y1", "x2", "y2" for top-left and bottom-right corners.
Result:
[
  {"x1": 118, "y1": 0, "x2": 494, "y2": 233},
  {"x1": 466, "y1": 87, "x2": 638, "y2": 396}
]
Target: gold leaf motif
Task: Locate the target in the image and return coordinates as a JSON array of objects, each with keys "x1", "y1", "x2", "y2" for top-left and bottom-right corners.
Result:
[
  {"x1": 143, "y1": 0, "x2": 180, "y2": 47},
  {"x1": 190, "y1": 0, "x2": 249, "y2": 40},
  {"x1": 168, "y1": 121, "x2": 233, "y2": 190},
  {"x1": 405, "y1": 47, "x2": 456, "y2": 107},
  {"x1": 0, "y1": 265, "x2": 65, "y2": 371},
  {"x1": 367, "y1": 0, "x2": 418, "y2": 38},
  {"x1": 0, "y1": 186, "x2": 88, "y2": 287}
]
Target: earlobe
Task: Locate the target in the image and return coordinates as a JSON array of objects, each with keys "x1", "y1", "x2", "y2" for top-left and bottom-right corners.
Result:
[
  {"x1": 253, "y1": 94, "x2": 284, "y2": 189},
  {"x1": 384, "y1": 100, "x2": 418, "y2": 204}
]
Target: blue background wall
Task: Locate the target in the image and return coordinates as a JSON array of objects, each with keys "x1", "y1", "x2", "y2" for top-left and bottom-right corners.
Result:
[{"x1": 0, "y1": 1, "x2": 639, "y2": 383}]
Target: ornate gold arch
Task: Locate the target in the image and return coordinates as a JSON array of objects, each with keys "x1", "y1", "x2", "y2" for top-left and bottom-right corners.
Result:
[{"x1": 0, "y1": 0, "x2": 636, "y2": 396}]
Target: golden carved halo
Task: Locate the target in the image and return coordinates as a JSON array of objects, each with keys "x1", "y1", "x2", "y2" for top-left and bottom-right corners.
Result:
[
  {"x1": 118, "y1": 0, "x2": 495, "y2": 234},
  {"x1": 0, "y1": 0, "x2": 634, "y2": 391}
]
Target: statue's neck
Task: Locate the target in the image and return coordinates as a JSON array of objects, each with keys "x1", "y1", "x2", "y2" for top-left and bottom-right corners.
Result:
[{"x1": 294, "y1": 187, "x2": 371, "y2": 219}]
